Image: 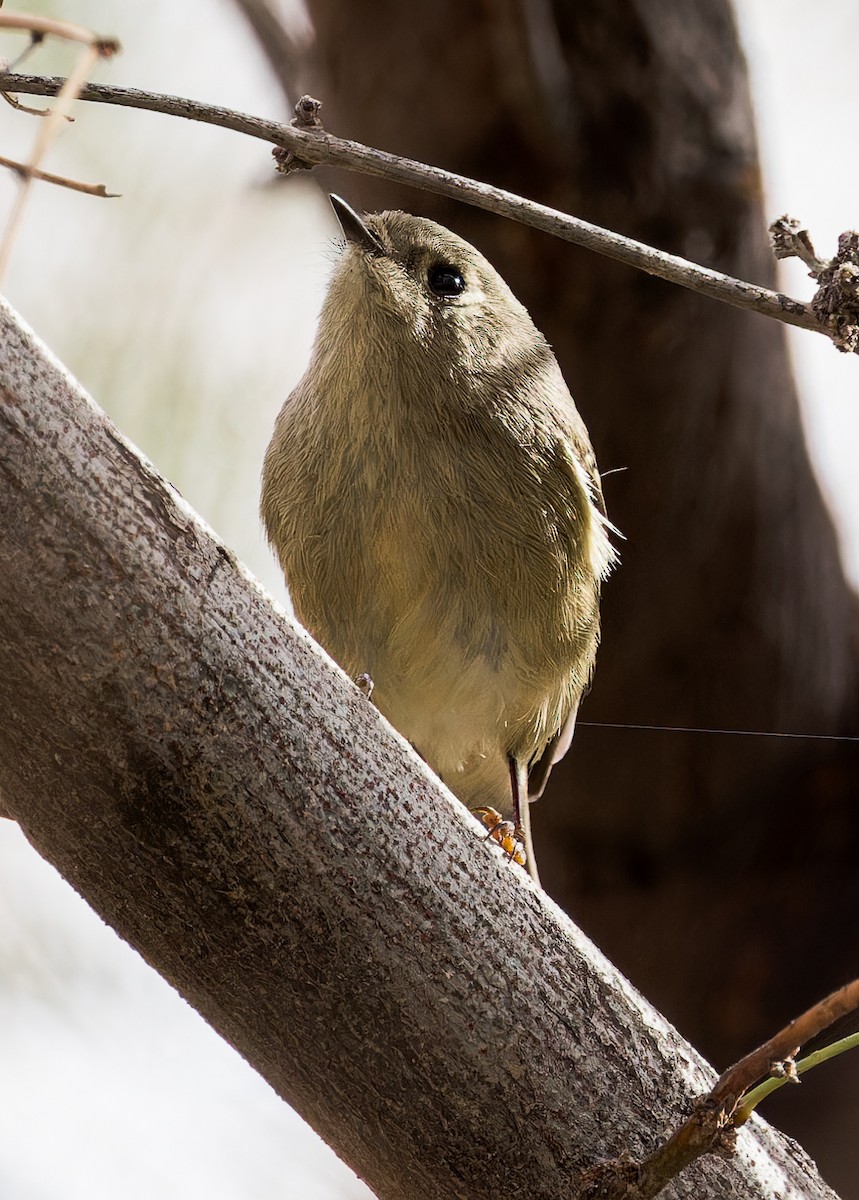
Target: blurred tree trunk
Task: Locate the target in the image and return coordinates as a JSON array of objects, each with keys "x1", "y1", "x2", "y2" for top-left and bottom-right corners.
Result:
[{"x1": 239, "y1": 0, "x2": 859, "y2": 1191}]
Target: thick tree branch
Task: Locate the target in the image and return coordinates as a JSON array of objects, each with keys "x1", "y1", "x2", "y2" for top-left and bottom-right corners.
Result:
[
  {"x1": 0, "y1": 299, "x2": 840, "y2": 1199},
  {"x1": 0, "y1": 71, "x2": 835, "y2": 342}
]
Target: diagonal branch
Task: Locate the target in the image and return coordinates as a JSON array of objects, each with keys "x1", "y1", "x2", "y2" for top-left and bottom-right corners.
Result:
[
  {"x1": 0, "y1": 296, "x2": 841, "y2": 1200},
  {"x1": 0, "y1": 72, "x2": 834, "y2": 343}
]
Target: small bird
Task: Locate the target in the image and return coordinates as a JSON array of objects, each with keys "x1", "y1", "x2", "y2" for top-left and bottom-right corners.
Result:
[{"x1": 261, "y1": 195, "x2": 615, "y2": 883}]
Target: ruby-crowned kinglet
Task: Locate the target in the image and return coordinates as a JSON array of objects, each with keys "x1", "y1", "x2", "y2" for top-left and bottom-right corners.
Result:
[{"x1": 261, "y1": 195, "x2": 615, "y2": 884}]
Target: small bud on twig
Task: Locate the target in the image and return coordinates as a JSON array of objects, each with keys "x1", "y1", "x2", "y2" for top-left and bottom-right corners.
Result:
[
  {"x1": 770, "y1": 216, "x2": 859, "y2": 353},
  {"x1": 812, "y1": 232, "x2": 859, "y2": 354},
  {"x1": 273, "y1": 94, "x2": 325, "y2": 175},
  {"x1": 770, "y1": 215, "x2": 826, "y2": 275}
]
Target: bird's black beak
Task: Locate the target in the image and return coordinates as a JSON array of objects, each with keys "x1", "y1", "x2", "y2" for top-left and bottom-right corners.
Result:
[{"x1": 330, "y1": 194, "x2": 386, "y2": 257}]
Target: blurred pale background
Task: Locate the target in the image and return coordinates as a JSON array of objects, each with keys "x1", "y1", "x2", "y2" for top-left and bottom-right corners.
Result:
[{"x1": 0, "y1": 1, "x2": 856, "y2": 1197}]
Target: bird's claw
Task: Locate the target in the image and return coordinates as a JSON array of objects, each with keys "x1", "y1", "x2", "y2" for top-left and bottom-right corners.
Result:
[{"x1": 472, "y1": 806, "x2": 527, "y2": 868}]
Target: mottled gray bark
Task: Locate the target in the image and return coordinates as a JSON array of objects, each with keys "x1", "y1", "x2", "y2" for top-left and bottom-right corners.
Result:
[{"x1": 0, "y1": 298, "x2": 840, "y2": 1198}]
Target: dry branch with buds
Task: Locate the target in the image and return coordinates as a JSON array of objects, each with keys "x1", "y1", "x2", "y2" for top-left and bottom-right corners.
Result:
[
  {"x1": 0, "y1": 12, "x2": 119, "y2": 278},
  {"x1": 576, "y1": 976, "x2": 859, "y2": 1200},
  {"x1": 1, "y1": 73, "x2": 858, "y2": 352}
]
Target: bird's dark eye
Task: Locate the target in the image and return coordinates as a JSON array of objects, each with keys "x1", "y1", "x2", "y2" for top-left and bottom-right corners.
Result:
[{"x1": 427, "y1": 263, "x2": 466, "y2": 297}]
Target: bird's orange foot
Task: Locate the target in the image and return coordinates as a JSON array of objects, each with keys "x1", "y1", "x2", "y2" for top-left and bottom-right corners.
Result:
[{"x1": 471, "y1": 806, "x2": 527, "y2": 868}]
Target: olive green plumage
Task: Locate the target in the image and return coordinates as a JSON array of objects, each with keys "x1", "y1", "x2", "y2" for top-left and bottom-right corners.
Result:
[{"x1": 261, "y1": 201, "x2": 615, "y2": 881}]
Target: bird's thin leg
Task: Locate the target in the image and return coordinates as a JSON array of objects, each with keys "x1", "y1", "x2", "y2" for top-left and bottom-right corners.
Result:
[{"x1": 509, "y1": 757, "x2": 541, "y2": 887}]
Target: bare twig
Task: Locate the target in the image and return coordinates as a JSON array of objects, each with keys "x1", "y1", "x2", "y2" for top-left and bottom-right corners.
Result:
[
  {"x1": 736, "y1": 1032, "x2": 859, "y2": 1121},
  {"x1": 771, "y1": 215, "x2": 827, "y2": 276},
  {"x1": 0, "y1": 153, "x2": 117, "y2": 196},
  {"x1": 711, "y1": 976, "x2": 859, "y2": 1113},
  {"x1": 0, "y1": 72, "x2": 839, "y2": 346},
  {"x1": 2, "y1": 27, "x2": 45, "y2": 74},
  {"x1": 0, "y1": 86, "x2": 66, "y2": 116},
  {"x1": 0, "y1": 24, "x2": 119, "y2": 281},
  {"x1": 577, "y1": 977, "x2": 859, "y2": 1200},
  {"x1": 0, "y1": 12, "x2": 118, "y2": 55}
]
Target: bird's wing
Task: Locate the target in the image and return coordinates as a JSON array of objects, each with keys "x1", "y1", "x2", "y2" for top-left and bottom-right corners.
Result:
[
  {"x1": 526, "y1": 371, "x2": 612, "y2": 801},
  {"x1": 563, "y1": 400, "x2": 608, "y2": 518}
]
